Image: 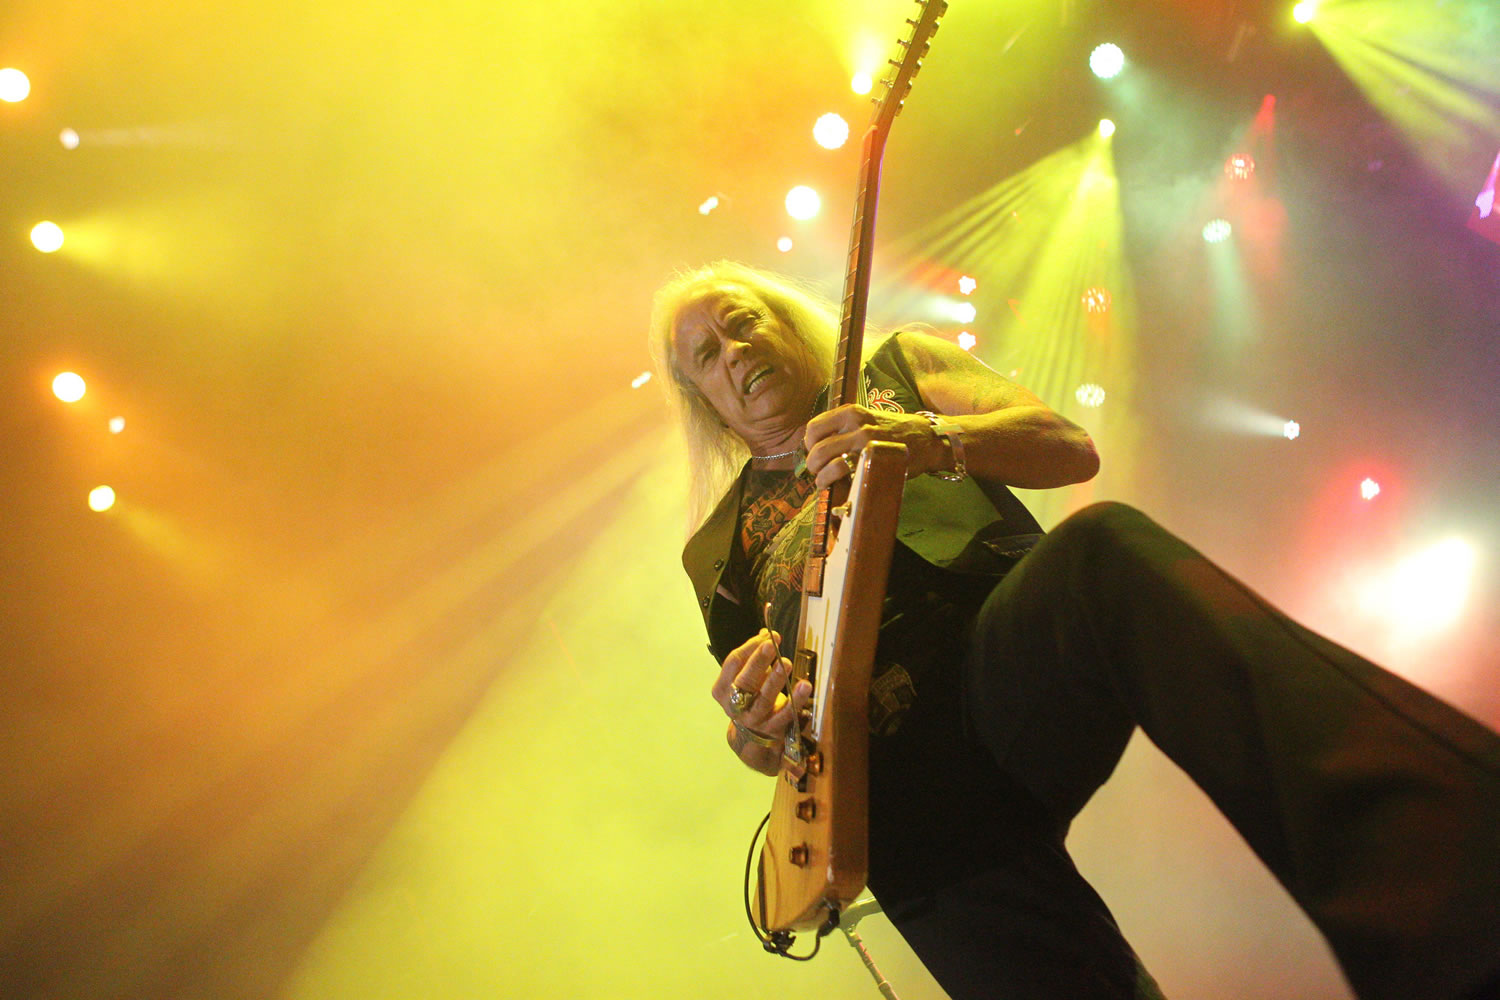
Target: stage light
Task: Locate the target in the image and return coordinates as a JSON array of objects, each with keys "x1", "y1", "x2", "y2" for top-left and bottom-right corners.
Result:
[
  {"x1": 1283, "y1": 420, "x2": 1300, "y2": 440},
  {"x1": 958, "y1": 276, "x2": 977, "y2": 295},
  {"x1": 88, "y1": 486, "x2": 116, "y2": 512},
  {"x1": 52, "y1": 372, "x2": 86, "y2": 402},
  {"x1": 948, "y1": 302, "x2": 977, "y2": 324},
  {"x1": 109, "y1": 416, "x2": 126, "y2": 434},
  {"x1": 31, "y1": 221, "x2": 64, "y2": 253},
  {"x1": 776, "y1": 236, "x2": 793, "y2": 252},
  {"x1": 0, "y1": 67, "x2": 30, "y2": 102},
  {"x1": 1202, "y1": 219, "x2": 1232, "y2": 243},
  {"x1": 957, "y1": 332, "x2": 977, "y2": 351},
  {"x1": 851, "y1": 72, "x2": 874, "y2": 96},
  {"x1": 785, "y1": 186, "x2": 821, "y2": 221},
  {"x1": 813, "y1": 113, "x2": 850, "y2": 150},
  {"x1": 1225, "y1": 153, "x2": 1256, "y2": 180},
  {"x1": 1360, "y1": 477, "x2": 1381, "y2": 501},
  {"x1": 1292, "y1": 2, "x2": 1316, "y2": 24},
  {"x1": 1359, "y1": 538, "x2": 1477, "y2": 637},
  {"x1": 60, "y1": 128, "x2": 80, "y2": 149},
  {"x1": 630, "y1": 372, "x2": 652, "y2": 389},
  {"x1": 1098, "y1": 119, "x2": 1116, "y2": 138},
  {"x1": 1075, "y1": 383, "x2": 1106, "y2": 407},
  {"x1": 1082, "y1": 287, "x2": 1111, "y2": 313},
  {"x1": 698, "y1": 195, "x2": 719, "y2": 215},
  {"x1": 1089, "y1": 44, "x2": 1125, "y2": 80}
]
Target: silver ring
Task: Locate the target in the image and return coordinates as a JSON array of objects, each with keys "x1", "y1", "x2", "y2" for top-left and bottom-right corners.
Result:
[
  {"x1": 841, "y1": 452, "x2": 858, "y2": 475},
  {"x1": 728, "y1": 686, "x2": 759, "y2": 715}
]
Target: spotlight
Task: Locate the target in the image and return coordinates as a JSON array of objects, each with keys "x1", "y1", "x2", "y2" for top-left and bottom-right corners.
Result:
[
  {"x1": 1226, "y1": 153, "x2": 1256, "y2": 180},
  {"x1": 1089, "y1": 44, "x2": 1126, "y2": 80},
  {"x1": 1082, "y1": 287, "x2": 1112, "y2": 314},
  {"x1": 813, "y1": 113, "x2": 850, "y2": 150},
  {"x1": 53, "y1": 372, "x2": 87, "y2": 402},
  {"x1": 698, "y1": 195, "x2": 720, "y2": 215},
  {"x1": 850, "y1": 72, "x2": 874, "y2": 96},
  {"x1": 0, "y1": 67, "x2": 30, "y2": 103},
  {"x1": 60, "y1": 128, "x2": 80, "y2": 149},
  {"x1": 776, "y1": 236, "x2": 793, "y2": 252},
  {"x1": 949, "y1": 302, "x2": 977, "y2": 324},
  {"x1": 956, "y1": 331, "x2": 977, "y2": 351},
  {"x1": 630, "y1": 372, "x2": 652, "y2": 389},
  {"x1": 1202, "y1": 219, "x2": 1233, "y2": 243},
  {"x1": 1283, "y1": 420, "x2": 1300, "y2": 440},
  {"x1": 1292, "y1": 2, "x2": 1316, "y2": 24},
  {"x1": 31, "y1": 221, "x2": 65, "y2": 253},
  {"x1": 1356, "y1": 538, "x2": 1477, "y2": 639},
  {"x1": 1360, "y1": 477, "x2": 1381, "y2": 501},
  {"x1": 785, "y1": 186, "x2": 821, "y2": 221},
  {"x1": 1075, "y1": 383, "x2": 1107, "y2": 408},
  {"x1": 1098, "y1": 119, "x2": 1116, "y2": 139},
  {"x1": 958, "y1": 276, "x2": 977, "y2": 295},
  {"x1": 109, "y1": 416, "x2": 127, "y2": 434},
  {"x1": 88, "y1": 486, "x2": 116, "y2": 512}
]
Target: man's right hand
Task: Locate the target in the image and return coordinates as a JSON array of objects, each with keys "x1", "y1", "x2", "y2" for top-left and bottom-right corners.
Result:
[{"x1": 711, "y1": 629, "x2": 813, "y2": 775}]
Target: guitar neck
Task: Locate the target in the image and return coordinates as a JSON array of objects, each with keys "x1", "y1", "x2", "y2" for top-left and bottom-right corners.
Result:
[
  {"x1": 808, "y1": 0, "x2": 944, "y2": 572},
  {"x1": 829, "y1": 126, "x2": 889, "y2": 413}
]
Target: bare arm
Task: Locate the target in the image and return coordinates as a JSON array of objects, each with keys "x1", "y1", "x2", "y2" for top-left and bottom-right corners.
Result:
[{"x1": 804, "y1": 331, "x2": 1099, "y2": 489}]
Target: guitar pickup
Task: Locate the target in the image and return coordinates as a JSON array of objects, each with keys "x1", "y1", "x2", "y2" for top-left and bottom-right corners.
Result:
[{"x1": 793, "y1": 647, "x2": 817, "y2": 686}]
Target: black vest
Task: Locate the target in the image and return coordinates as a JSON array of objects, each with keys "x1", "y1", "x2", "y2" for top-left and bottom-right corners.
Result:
[{"x1": 681, "y1": 333, "x2": 1043, "y2": 663}]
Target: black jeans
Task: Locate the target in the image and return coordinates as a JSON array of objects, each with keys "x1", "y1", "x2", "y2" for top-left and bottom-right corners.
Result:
[{"x1": 866, "y1": 502, "x2": 1500, "y2": 1000}]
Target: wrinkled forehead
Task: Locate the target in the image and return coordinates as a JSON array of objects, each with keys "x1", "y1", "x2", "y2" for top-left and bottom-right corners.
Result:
[{"x1": 672, "y1": 282, "x2": 763, "y2": 339}]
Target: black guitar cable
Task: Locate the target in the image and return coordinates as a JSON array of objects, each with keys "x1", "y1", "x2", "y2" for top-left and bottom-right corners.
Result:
[{"x1": 743, "y1": 811, "x2": 840, "y2": 960}]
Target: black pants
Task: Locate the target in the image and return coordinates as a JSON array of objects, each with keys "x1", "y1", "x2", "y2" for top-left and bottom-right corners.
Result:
[{"x1": 866, "y1": 502, "x2": 1500, "y2": 1000}]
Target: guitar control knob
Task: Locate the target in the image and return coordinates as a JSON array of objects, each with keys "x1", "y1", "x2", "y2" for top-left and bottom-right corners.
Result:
[
  {"x1": 789, "y1": 844, "x2": 810, "y2": 867},
  {"x1": 807, "y1": 752, "x2": 824, "y2": 776},
  {"x1": 796, "y1": 798, "x2": 817, "y2": 821}
]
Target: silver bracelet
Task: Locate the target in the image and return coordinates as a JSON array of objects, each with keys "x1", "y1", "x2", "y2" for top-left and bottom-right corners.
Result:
[{"x1": 916, "y1": 411, "x2": 967, "y2": 482}]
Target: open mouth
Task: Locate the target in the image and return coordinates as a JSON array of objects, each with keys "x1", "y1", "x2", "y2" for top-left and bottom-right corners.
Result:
[{"x1": 743, "y1": 365, "x2": 773, "y2": 395}]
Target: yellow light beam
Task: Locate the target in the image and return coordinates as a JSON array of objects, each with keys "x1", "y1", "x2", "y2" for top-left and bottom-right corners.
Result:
[{"x1": 1306, "y1": 0, "x2": 1500, "y2": 193}]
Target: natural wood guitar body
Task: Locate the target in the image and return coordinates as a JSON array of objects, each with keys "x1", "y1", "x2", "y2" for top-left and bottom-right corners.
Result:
[{"x1": 754, "y1": 441, "x2": 906, "y2": 933}]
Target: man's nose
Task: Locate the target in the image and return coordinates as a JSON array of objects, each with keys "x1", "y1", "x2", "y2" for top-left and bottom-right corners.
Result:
[{"x1": 725, "y1": 338, "x2": 752, "y2": 362}]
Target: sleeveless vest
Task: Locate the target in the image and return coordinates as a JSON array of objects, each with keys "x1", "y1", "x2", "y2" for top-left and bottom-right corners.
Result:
[{"x1": 681, "y1": 333, "x2": 1043, "y2": 663}]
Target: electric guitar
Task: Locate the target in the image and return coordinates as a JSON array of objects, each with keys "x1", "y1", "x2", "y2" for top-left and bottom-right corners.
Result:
[{"x1": 754, "y1": 0, "x2": 947, "y2": 950}]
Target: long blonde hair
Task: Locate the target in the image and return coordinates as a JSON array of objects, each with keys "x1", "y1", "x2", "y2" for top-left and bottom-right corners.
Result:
[{"x1": 648, "y1": 261, "x2": 840, "y2": 528}]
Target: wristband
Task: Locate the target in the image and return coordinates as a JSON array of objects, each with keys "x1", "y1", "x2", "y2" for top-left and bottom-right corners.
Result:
[{"x1": 916, "y1": 411, "x2": 967, "y2": 482}]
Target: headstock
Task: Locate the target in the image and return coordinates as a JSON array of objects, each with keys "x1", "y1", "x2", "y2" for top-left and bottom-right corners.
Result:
[{"x1": 871, "y1": 0, "x2": 947, "y2": 135}]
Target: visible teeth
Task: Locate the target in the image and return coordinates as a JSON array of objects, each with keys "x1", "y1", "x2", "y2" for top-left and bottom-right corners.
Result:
[{"x1": 744, "y1": 367, "x2": 771, "y2": 393}]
